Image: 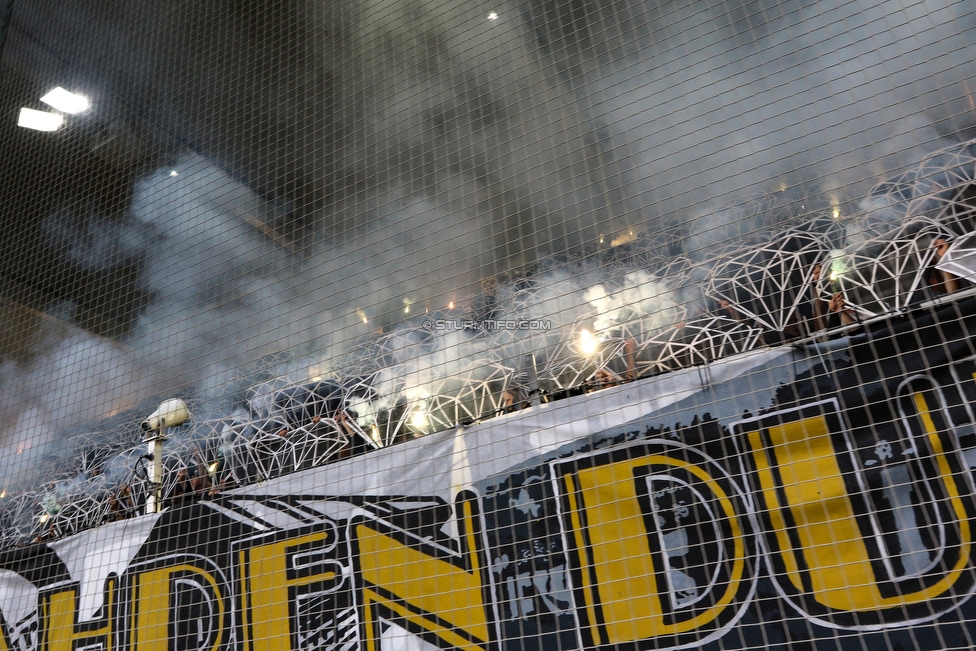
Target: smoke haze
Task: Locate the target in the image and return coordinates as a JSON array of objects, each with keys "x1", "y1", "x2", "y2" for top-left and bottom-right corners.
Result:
[{"x1": 2, "y1": 0, "x2": 976, "y2": 492}]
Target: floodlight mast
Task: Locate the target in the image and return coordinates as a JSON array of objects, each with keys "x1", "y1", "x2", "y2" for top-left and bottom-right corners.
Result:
[
  {"x1": 140, "y1": 399, "x2": 190, "y2": 514},
  {"x1": 144, "y1": 426, "x2": 166, "y2": 515}
]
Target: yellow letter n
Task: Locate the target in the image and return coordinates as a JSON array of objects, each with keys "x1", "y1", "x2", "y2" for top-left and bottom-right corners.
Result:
[{"x1": 352, "y1": 492, "x2": 496, "y2": 651}]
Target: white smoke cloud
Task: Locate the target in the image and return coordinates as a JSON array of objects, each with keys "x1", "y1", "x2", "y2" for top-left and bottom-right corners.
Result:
[
  {"x1": 118, "y1": 154, "x2": 507, "y2": 395},
  {"x1": 581, "y1": 0, "x2": 975, "y2": 234},
  {"x1": 0, "y1": 327, "x2": 148, "y2": 488},
  {"x1": 585, "y1": 270, "x2": 682, "y2": 339},
  {"x1": 3, "y1": 0, "x2": 976, "y2": 514}
]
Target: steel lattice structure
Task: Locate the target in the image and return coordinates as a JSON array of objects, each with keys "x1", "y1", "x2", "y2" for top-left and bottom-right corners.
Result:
[{"x1": 3, "y1": 138, "x2": 976, "y2": 549}]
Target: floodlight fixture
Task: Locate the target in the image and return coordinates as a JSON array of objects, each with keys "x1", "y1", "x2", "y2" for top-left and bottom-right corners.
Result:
[
  {"x1": 39, "y1": 87, "x2": 90, "y2": 114},
  {"x1": 142, "y1": 399, "x2": 190, "y2": 514},
  {"x1": 17, "y1": 107, "x2": 63, "y2": 131}
]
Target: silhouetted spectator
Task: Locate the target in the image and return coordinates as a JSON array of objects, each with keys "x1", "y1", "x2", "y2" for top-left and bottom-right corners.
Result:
[
  {"x1": 828, "y1": 292, "x2": 858, "y2": 326},
  {"x1": 624, "y1": 337, "x2": 637, "y2": 380},
  {"x1": 928, "y1": 238, "x2": 960, "y2": 294}
]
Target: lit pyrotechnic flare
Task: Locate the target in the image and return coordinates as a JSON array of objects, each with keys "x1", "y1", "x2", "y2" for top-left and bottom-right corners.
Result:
[
  {"x1": 579, "y1": 329, "x2": 598, "y2": 355},
  {"x1": 829, "y1": 258, "x2": 847, "y2": 284},
  {"x1": 410, "y1": 408, "x2": 427, "y2": 430}
]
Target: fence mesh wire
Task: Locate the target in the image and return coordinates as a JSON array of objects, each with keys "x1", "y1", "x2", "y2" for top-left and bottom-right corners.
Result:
[{"x1": 2, "y1": 1, "x2": 976, "y2": 650}]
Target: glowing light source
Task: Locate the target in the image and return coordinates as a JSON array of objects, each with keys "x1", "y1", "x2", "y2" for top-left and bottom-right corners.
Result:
[
  {"x1": 579, "y1": 329, "x2": 598, "y2": 355},
  {"x1": 410, "y1": 409, "x2": 427, "y2": 430},
  {"x1": 829, "y1": 258, "x2": 847, "y2": 282},
  {"x1": 40, "y1": 87, "x2": 90, "y2": 114},
  {"x1": 832, "y1": 208, "x2": 841, "y2": 219},
  {"x1": 487, "y1": 11, "x2": 498, "y2": 20},
  {"x1": 208, "y1": 461, "x2": 219, "y2": 474},
  {"x1": 17, "y1": 108, "x2": 63, "y2": 131},
  {"x1": 38, "y1": 513, "x2": 50, "y2": 524},
  {"x1": 448, "y1": 301, "x2": 454, "y2": 310},
  {"x1": 170, "y1": 170, "x2": 179, "y2": 177},
  {"x1": 611, "y1": 229, "x2": 638, "y2": 246},
  {"x1": 0, "y1": 490, "x2": 5, "y2": 499}
]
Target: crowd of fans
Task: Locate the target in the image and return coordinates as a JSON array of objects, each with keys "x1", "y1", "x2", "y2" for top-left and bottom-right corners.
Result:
[{"x1": 2, "y1": 140, "x2": 976, "y2": 548}]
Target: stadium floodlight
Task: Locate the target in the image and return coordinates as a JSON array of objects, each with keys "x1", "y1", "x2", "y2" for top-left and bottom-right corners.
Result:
[
  {"x1": 39, "y1": 87, "x2": 90, "y2": 114},
  {"x1": 142, "y1": 399, "x2": 190, "y2": 514},
  {"x1": 17, "y1": 108, "x2": 64, "y2": 131},
  {"x1": 141, "y1": 398, "x2": 190, "y2": 432}
]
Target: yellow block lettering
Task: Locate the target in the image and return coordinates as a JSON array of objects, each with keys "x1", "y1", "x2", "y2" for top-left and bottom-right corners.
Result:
[
  {"x1": 571, "y1": 456, "x2": 744, "y2": 644},
  {"x1": 750, "y1": 416, "x2": 879, "y2": 611},
  {"x1": 132, "y1": 565, "x2": 223, "y2": 651},
  {"x1": 40, "y1": 581, "x2": 113, "y2": 651},
  {"x1": 743, "y1": 398, "x2": 974, "y2": 626},
  {"x1": 353, "y1": 495, "x2": 493, "y2": 651},
  {"x1": 238, "y1": 530, "x2": 341, "y2": 651},
  {"x1": 555, "y1": 442, "x2": 753, "y2": 649}
]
